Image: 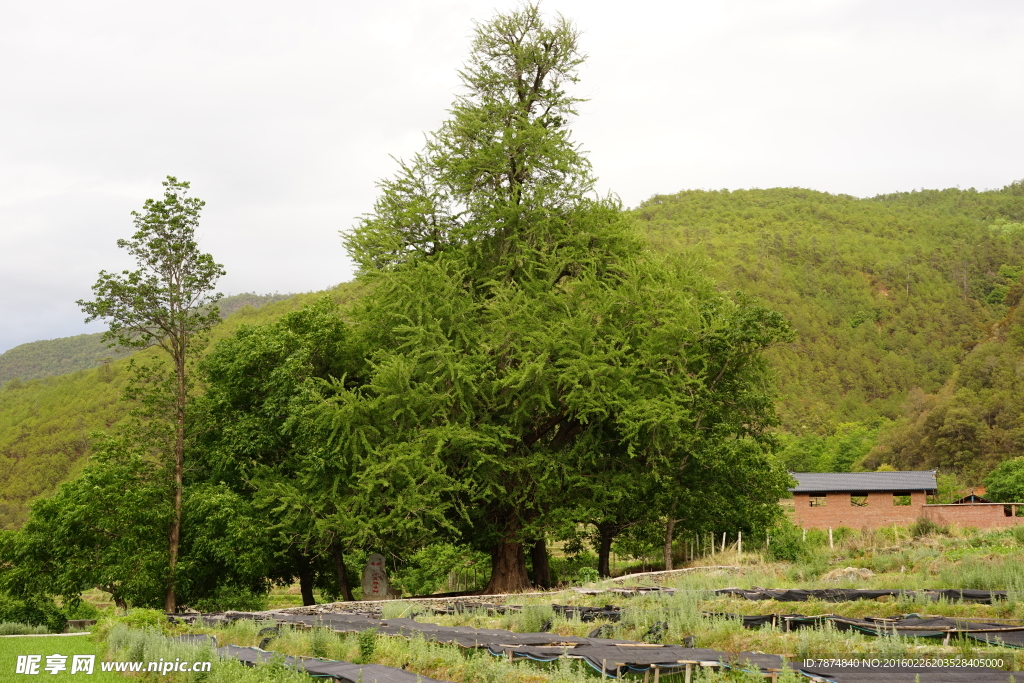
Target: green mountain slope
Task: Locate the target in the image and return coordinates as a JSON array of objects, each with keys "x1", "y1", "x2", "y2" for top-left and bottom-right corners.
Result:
[
  {"x1": 0, "y1": 284, "x2": 368, "y2": 529},
  {"x1": 0, "y1": 293, "x2": 296, "y2": 386},
  {"x1": 633, "y1": 183, "x2": 1024, "y2": 433},
  {"x1": 0, "y1": 335, "x2": 131, "y2": 387}
]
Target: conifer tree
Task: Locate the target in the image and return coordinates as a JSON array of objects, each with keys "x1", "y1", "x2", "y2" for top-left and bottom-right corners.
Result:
[{"x1": 335, "y1": 4, "x2": 792, "y2": 592}]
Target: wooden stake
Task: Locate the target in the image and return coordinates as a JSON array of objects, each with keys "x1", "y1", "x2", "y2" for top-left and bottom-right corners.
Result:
[
  {"x1": 829, "y1": 527, "x2": 834, "y2": 549},
  {"x1": 738, "y1": 531, "x2": 742, "y2": 555},
  {"x1": 721, "y1": 532, "x2": 726, "y2": 553}
]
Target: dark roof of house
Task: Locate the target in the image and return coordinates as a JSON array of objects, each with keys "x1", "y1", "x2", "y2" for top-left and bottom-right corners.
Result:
[
  {"x1": 789, "y1": 471, "x2": 937, "y2": 493},
  {"x1": 952, "y1": 494, "x2": 993, "y2": 504}
]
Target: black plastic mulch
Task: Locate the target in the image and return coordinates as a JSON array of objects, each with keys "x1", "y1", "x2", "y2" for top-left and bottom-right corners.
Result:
[
  {"x1": 709, "y1": 611, "x2": 1024, "y2": 647},
  {"x1": 221, "y1": 644, "x2": 451, "y2": 683},
  {"x1": 715, "y1": 588, "x2": 1008, "y2": 604},
  {"x1": 551, "y1": 604, "x2": 623, "y2": 622},
  {"x1": 171, "y1": 609, "x2": 1024, "y2": 680},
  {"x1": 171, "y1": 634, "x2": 452, "y2": 683},
  {"x1": 607, "y1": 586, "x2": 677, "y2": 597},
  {"x1": 484, "y1": 642, "x2": 784, "y2": 678}
]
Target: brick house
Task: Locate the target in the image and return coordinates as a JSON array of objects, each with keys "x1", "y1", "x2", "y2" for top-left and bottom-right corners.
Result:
[{"x1": 789, "y1": 471, "x2": 1024, "y2": 530}]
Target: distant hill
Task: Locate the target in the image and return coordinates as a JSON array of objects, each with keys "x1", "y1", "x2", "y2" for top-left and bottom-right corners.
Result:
[
  {"x1": 0, "y1": 292, "x2": 295, "y2": 386},
  {"x1": 0, "y1": 284, "x2": 366, "y2": 529}
]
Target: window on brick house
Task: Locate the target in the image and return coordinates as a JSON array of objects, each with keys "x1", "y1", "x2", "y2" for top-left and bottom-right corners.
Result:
[
  {"x1": 851, "y1": 495, "x2": 867, "y2": 507},
  {"x1": 809, "y1": 495, "x2": 826, "y2": 507},
  {"x1": 893, "y1": 493, "x2": 911, "y2": 506}
]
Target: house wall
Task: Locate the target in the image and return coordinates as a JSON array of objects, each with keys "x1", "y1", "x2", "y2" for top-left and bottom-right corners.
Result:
[
  {"x1": 792, "y1": 491, "x2": 927, "y2": 530},
  {"x1": 791, "y1": 492, "x2": 1024, "y2": 530}
]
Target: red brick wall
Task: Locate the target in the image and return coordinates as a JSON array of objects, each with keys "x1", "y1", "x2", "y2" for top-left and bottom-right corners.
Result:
[
  {"x1": 791, "y1": 492, "x2": 1024, "y2": 530},
  {"x1": 923, "y1": 504, "x2": 1024, "y2": 529},
  {"x1": 792, "y1": 491, "x2": 927, "y2": 530}
]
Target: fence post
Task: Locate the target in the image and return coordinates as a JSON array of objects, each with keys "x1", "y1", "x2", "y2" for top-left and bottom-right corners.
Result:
[
  {"x1": 829, "y1": 527, "x2": 834, "y2": 549},
  {"x1": 738, "y1": 531, "x2": 742, "y2": 555}
]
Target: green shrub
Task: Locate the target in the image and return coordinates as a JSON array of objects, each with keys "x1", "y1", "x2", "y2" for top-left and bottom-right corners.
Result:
[
  {"x1": 357, "y1": 627, "x2": 378, "y2": 663},
  {"x1": 0, "y1": 592, "x2": 66, "y2": 633},
  {"x1": 984, "y1": 458, "x2": 1024, "y2": 502},
  {"x1": 517, "y1": 605, "x2": 555, "y2": 633},
  {"x1": 64, "y1": 599, "x2": 101, "y2": 621},
  {"x1": 309, "y1": 626, "x2": 330, "y2": 659},
  {"x1": 0, "y1": 621, "x2": 49, "y2": 635},
  {"x1": 549, "y1": 550, "x2": 599, "y2": 586},
  {"x1": 188, "y1": 586, "x2": 268, "y2": 613},
  {"x1": 766, "y1": 521, "x2": 808, "y2": 562},
  {"x1": 119, "y1": 608, "x2": 168, "y2": 631},
  {"x1": 910, "y1": 517, "x2": 948, "y2": 538},
  {"x1": 391, "y1": 543, "x2": 489, "y2": 596}
]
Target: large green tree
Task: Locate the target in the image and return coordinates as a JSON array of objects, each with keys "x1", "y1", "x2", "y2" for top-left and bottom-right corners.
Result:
[
  {"x1": 194, "y1": 299, "x2": 454, "y2": 603},
  {"x1": 332, "y1": 4, "x2": 791, "y2": 592},
  {"x1": 77, "y1": 177, "x2": 224, "y2": 611}
]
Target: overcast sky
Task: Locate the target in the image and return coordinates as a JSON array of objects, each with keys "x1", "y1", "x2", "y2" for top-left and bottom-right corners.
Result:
[{"x1": 2, "y1": 0, "x2": 1022, "y2": 354}]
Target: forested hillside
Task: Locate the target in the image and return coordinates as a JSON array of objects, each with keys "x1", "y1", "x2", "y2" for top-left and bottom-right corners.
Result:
[
  {"x1": 3, "y1": 183, "x2": 1024, "y2": 530},
  {"x1": 0, "y1": 284, "x2": 364, "y2": 529},
  {"x1": 635, "y1": 183, "x2": 1024, "y2": 477},
  {"x1": 0, "y1": 292, "x2": 295, "y2": 386}
]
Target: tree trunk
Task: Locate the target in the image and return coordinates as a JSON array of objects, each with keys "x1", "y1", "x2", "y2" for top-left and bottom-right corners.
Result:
[
  {"x1": 164, "y1": 350, "x2": 186, "y2": 613},
  {"x1": 530, "y1": 538, "x2": 551, "y2": 589},
  {"x1": 298, "y1": 562, "x2": 316, "y2": 606},
  {"x1": 484, "y1": 539, "x2": 533, "y2": 594},
  {"x1": 330, "y1": 539, "x2": 354, "y2": 601},
  {"x1": 596, "y1": 522, "x2": 616, "y2": 578},
  {"x1": 663, "y1": 501, "x2": 678, "y2": 572}
]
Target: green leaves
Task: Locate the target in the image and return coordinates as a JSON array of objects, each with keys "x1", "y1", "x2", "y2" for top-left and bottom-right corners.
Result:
[
  {"x1": 78, "y1": 177, "x2": 224, "y2": 355},
  {"x1": 344, "y1": 4, "x2": 597, "y2": 279},
  {"x1": 3, "y1": 437, "x2": 171, "y2": 608}
]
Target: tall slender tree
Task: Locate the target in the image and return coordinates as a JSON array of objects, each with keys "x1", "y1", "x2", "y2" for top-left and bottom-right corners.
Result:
[{"x1": 78, "y1": 176, "x2": 224, "y2": 611}]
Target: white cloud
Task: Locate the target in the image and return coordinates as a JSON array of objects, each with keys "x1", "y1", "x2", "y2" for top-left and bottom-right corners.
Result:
[{"x1": 1, "y1": 0, "x2": 1022, "y2": 351}]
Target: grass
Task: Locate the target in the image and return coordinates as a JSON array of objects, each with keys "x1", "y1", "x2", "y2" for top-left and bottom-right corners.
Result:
[{"x1": 0, "y1": 635, "x2": 125, "y2": 681}]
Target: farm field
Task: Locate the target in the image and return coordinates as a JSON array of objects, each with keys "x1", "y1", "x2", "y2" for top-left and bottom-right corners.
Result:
[{"x1": 30, "y1": 524, "x2": 1024, "y2": 682}]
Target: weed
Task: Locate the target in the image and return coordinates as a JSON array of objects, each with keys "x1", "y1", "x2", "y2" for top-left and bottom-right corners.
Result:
[
  {"x1": 309, "y1": 626, "x2": 330, "y2": 659},
  {"x1": 517, "y1": 605, "x2": 555, "y2": 633},
  {"x1": 910, "y1": 517, "x2": 948, "y2": 538},
  {"x1": 357, "y1": 626, "x2": 377, "y2": 663},
  {"x1": 381, "y1": 601, "x2": 415, "y2": 619}
]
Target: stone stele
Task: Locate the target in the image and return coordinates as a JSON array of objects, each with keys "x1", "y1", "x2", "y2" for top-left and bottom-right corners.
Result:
[{"x1": 361, "y1": 553, "x2": 389, "y2": 600}]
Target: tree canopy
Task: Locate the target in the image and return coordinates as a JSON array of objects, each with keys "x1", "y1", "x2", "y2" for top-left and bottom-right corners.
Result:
[{"x1": 325, "y1": 4, "x2": 793, "y2": 591}]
